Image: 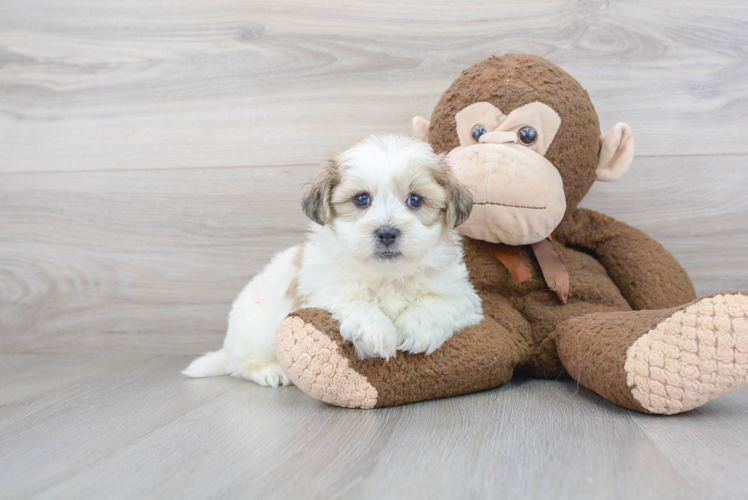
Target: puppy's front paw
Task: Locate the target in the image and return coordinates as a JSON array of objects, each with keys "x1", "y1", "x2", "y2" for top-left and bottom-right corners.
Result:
[
  {"x1": 340, "y1": 312, "x2": 398, "y2": 360},
  {"x1": 395, "y1": 310, "x2": 453, "y2": 355}
]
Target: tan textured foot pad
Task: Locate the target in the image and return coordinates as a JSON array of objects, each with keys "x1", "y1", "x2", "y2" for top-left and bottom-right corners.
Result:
[
  {"x1": 625, "y1": 294, "x2": 748, "y2": 415},
  {"x1": 276, "y1": 316, "x2": 378, "y2": 409}
]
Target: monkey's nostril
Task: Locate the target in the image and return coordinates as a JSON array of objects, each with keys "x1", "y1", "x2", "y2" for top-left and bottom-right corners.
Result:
[{"x1": 375, "y1": 226, "x2": 400, "y2": 246}]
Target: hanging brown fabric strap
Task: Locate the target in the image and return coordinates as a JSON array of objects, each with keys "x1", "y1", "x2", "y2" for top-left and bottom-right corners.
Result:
[
  {"x1": 485, "y1": 239, "x2": 570, "y2": 304},
  {"x1": 531, "y1": 239, "x2": 570, "y2": 304},
  {"x1": 485, "y1": 242, "x2": 532, "y2": 284}
]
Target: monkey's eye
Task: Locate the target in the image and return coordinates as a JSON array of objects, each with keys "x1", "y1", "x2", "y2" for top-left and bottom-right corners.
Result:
[
  {"x1": 471, "y1": 125, "x2": 487, "y2": 143},
  {"x1": 518, "y1": 126, "x2": 538, "y2": 146},
  {"x1": 353, "y1": 193, "x2": 371, "y2": 208},
  {"x1": 406, "y1": 193, "x2": 423, "y2": 209}
]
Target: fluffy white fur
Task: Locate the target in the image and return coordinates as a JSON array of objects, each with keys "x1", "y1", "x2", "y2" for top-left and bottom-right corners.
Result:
[{"x1": 183, "y1": 135, "x2": 483, "y2": 387}]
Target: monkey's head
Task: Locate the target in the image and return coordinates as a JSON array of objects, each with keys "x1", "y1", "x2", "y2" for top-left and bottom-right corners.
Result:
[{"x1": 412, "y1": 54, "x2": 634, "y2": 246}]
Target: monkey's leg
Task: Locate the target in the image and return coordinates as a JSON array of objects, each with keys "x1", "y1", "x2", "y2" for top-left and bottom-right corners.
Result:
[
  {"x1": 275, "y1": 306, "x2": 532, "y2": 408},
  {"x1": 554, "y1": 293, "x2": 748, "y2": 414}
]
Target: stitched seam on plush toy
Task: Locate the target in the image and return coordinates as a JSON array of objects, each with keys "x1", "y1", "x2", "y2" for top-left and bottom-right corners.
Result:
[{"x1": 474, "y1": 202, "x2": 546, "y2": 210}]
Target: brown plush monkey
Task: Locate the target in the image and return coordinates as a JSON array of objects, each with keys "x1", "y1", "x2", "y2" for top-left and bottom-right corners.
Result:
[{"x1": 275, "y1": 54, "x2": 748, "y2": 414}]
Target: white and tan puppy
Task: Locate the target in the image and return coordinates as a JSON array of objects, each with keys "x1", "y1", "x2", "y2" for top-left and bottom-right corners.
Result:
[{"x1": 183, "y1": 135, "x2": 483, "y2": 386}]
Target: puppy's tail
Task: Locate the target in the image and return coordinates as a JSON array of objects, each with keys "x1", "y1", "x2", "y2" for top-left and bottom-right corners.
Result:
[{"x1": 182, "y1": 349, "x2": 229, "y2": 378}]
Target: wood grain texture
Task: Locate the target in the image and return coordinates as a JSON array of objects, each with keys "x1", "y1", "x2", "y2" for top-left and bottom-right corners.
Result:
[
  {"x1": 0, "y1": 353, "x2": 156, "y2": 426},
  {"x1": 633, "y1": 395, "x2": 748, "y2": 500},
  {"x1": 1, "y1": 353, "x2": 746, "y2": 499},
  {"x1": 0, "y1": 164, "x2": 317, "y2": 353},
  {"x1": 1, "y1": 155, "x2": 746, "y2": 353},
  {"x1": 1, "y1": 0, "x2": 748, "y2": 173}
]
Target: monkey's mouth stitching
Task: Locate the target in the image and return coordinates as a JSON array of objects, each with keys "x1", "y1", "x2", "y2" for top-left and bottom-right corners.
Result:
[{"x1": 474, "y1": 202, "x2": 546, "y2": 210}]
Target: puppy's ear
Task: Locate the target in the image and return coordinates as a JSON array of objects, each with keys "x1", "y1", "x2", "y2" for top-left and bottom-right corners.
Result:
[
  {"x1": 302, "y1": 156, "x2": 339, "y2": 226},
  {"x1": 446, "y1": 178, "x2": 473, "y2": 228},
  {"x1": 434, "y1": 157, "x2": 473, "y2": 228}
]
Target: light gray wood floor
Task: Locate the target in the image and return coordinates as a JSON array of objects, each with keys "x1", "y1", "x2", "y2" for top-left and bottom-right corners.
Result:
[
  {"x1": 2, "y1": 354, "x2": 747, "y2": 500},
  {"x1": 2, "y1": 0, "x2": 748, "y2": 498}
]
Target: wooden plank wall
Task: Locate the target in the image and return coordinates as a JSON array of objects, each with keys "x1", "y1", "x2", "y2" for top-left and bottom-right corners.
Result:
[{"x1": 1, "y1": 0, "x2": 747, "y2": 353}]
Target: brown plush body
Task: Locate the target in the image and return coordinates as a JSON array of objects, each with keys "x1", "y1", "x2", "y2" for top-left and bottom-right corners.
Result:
[{"x1": 275, "y1": 55, "x2": 748, "y2": 414}]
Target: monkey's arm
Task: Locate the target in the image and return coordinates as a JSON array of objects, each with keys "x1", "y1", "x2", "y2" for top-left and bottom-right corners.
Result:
[{"x1": 555, "y1": 208, "x2": 697, "y2": 310}]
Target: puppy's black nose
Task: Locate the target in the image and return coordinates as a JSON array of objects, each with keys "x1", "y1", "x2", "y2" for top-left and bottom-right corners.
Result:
[{"x1": 375, "y1": 226, "x2": 400, "y2": 246}]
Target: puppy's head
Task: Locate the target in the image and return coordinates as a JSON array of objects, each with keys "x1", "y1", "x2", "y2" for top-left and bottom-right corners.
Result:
[{"x1": 302, "y1": 135, "x2": 472, "y2": 269}]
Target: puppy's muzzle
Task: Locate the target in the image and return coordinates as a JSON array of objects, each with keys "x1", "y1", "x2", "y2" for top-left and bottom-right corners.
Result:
[{"x1": 375, "y1": 226, "x2": 400, "y2": 247}]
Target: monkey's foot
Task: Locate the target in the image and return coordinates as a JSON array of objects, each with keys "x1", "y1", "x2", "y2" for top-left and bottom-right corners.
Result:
[
  {"x1": 276, "y1": 313, "x2": 378, "y2": 409},
  {"x1": 625, "y1": 293, "x2": 748, "y2": 415}
]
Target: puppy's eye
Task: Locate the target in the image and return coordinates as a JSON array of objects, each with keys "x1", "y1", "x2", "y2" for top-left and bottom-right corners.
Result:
[
  {"x1": 471, "y1": 125, "x2": 487, "y2": 143},
  {"x1": 406, "y1": 194, "x2": 423, "y2": 209},
  {"x1": 353, "y1": 193, "x2": 371, "y2": 208},
  {"x1": 518, "y1": 126, "x2": 537, "y2": 146}
]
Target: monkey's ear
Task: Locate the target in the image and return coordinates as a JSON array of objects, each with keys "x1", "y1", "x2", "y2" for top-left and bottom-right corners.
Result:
[
  {"x1": 302, "y1": 157, "x2": 339, "y2": 225},
  {"x1": 596, "y1": 123, "x2": 634, "y2": 182},
  {"x1": 412, "y1": 116, "x2": 430, "y2": 142}
]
